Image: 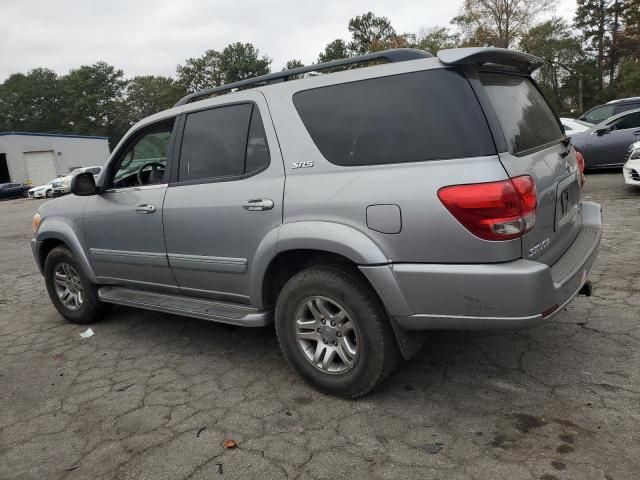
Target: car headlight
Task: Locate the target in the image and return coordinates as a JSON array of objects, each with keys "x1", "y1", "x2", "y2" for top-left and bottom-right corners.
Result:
[
  {"x1": 32, "y1": 212, "x2": 41, "y2": 233},
  {"x1": 630, "y1": 149, "x2": 640, "y2": 160}
]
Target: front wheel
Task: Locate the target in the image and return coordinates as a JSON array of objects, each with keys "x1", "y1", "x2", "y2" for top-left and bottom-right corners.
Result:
[
  {"x1": 44, "y1": 246, "x2": 109, "y2": 324},
  {"x1": 275, "y1": 265, "x2": 400, "y2": 398},
  {"x1": 46, "y1": 190, "x2": 53, "y2": 198}
]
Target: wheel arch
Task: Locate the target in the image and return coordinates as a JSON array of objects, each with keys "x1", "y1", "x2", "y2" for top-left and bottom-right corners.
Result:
[
  {"x1": 249, "y1": 221, "x2": 389, "y2": 309},
  {"x1": 35, "y1": 219, "x2": 98, "y2": 283}
]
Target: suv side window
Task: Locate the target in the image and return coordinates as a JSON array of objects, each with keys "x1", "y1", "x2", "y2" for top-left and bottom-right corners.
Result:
[
  {"x1": 293, "y1": 69, "x2": 496, "y2": 167},
  {"x1": 245, "y1": 106, "x2": 270, "y2": 174},
  {"x1": 179, "y1": 104, "x2": 252, "y2": 181},
  {"x1": 108, "y1": 119, "x2": 175, "y2": 188}
]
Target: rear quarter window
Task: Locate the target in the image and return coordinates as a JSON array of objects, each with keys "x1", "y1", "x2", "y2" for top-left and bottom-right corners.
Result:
[
  {"x1": 480, "y1": 73, "x2": 564, "y2": 155},
  {"x1": 293, "y1": 69, "x2": 496, "y2": 167}
]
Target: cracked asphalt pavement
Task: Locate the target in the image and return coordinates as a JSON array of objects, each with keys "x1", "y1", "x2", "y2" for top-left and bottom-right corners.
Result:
[{"x1": 1, "y1": 173, "x2": 639, "y2": 479}]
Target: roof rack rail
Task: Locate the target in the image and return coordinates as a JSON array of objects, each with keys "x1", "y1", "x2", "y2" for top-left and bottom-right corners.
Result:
[{"x1": 174, "y1": 48, "x2": 432, "y2": 107}]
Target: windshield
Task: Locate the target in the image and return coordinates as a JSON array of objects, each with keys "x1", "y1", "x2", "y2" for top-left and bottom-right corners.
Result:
[{"x1": 581, "y1": 105, "x2": 615, "y2": 124}]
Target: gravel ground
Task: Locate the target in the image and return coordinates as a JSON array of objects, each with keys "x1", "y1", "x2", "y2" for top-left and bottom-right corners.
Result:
[{"x1": 0, "y1": 172, "x2": 639, "y2": 480}]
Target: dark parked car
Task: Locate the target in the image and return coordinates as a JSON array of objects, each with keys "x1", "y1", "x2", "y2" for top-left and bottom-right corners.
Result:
[
  {"x1": 578, "y1": 97, "x2": 640, "y2": 125},
  {"x1": 571, "y1": 108, "x2": 640, "y2": 169},
  {"x1": 0, "y1": 183, "x2": 30, "y2": 199}
]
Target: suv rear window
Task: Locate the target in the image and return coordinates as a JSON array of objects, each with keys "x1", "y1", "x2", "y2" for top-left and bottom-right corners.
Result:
[
  {"x1": 480, "y1": 73, "x2": 563, "y2": 155},
  {"x1": 293, "y1": 69, "x2": 496, "y2": 167}
]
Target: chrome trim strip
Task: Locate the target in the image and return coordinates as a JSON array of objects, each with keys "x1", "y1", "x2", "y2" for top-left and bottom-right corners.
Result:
[
  {"x1": 102, "y1": 183, "x2": 168, "y2": 194},
  {"x1": 168, "y1": 253, "x2": 248, "y2": 273},
  {"x1": 90, "y1": 248, "x2": 168, "y2": 266}
]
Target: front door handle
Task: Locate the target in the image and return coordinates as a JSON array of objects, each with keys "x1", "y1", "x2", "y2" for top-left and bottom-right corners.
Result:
[
  {"x1": 243, "y1": 199, "x2": 274, "y2": 211},
  {"x1": 135, "y1": 204, "x2": 156, "y2": 214}
]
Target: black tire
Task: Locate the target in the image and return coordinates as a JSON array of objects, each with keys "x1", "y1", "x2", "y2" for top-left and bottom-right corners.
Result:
[
  {"x1": 275, "y1": 265, "x2": 400, "y2": 398},
  {"x1": 44, "y1": 246, "x2": 109, "y2": 324},
  {"x1": 46, "y1": 190, "x2": 53, "y2": 198}
]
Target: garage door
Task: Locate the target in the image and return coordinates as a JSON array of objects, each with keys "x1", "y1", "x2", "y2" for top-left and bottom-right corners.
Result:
[{"x1": 24, "y1": 151, "x2": 57, "y2": 186}]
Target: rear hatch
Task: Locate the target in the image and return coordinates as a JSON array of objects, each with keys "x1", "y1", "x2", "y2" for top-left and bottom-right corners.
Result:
[{"x1": 478, "y1": 71, "x2": 582, "y2": 266}]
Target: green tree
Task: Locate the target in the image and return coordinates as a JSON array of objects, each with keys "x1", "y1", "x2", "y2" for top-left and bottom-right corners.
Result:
[
  {"x1": 318, "y1": 39, "x2": 350, "y2": 62},
  {"x1": 520, "y1": 18, "x2": 585, "y2": 111},
  {"x1": 283, "y1": 59, "x2": 304, "y2": 70},
  {"x1": 575, "y1": 0, "x2": 610, "y2": 91},
  {"x1": 61, "y1": 62, "x2": 128, "y2": 147},
  {"x1": 176, "y1": 49, "x2": 223, "y2": 93},
  {"x1": 282, "y1": 59, "x2": 306, "y2": 80},
  {"x1": 219, "y1": 42, "x2": 271, "y2": 84},
  {"x1": 618, "y1": 58, "x2": 640, "y2": 96},
  {"x1": 126, "y1": 76, "x2": 185, "y2": 124},
  {"x1": 0, "y1": 68, "x2": 64, "y2": 132},
  {"x1": 453, "y1": 0, "x2": 553, "y2": 48},
  {"x1": 347, "y1": 12, "x2": 398, "y2": 54},
  {"x1": 618, "y1": 0, "x2": 640, "y2": 60},
  {"x1": 415, "y1": 26, "x2": 461, "y2": 53}
]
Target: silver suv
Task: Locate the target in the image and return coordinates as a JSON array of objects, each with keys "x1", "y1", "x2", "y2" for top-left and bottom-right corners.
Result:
[{"x1": 31, "y1": 48, "x2": 602, "y2": 397}]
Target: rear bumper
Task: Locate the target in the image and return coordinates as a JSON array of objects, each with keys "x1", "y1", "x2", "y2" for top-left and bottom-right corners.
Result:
[{"x1": 360, "y1": 201, "x2": 602, "y2": 331}]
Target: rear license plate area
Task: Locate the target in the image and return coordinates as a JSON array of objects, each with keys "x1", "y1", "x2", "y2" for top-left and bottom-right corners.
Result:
[{"x1": 555, "y1": 172, "x2": 579, "y2": 230}]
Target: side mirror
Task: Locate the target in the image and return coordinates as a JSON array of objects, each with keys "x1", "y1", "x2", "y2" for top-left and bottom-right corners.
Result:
[
  {"x1": 596, "y1": 126, "x2": 611, "y2": 136},
  {"x1": 70, "y1": 172, "x2": 98, "y2": 196}
]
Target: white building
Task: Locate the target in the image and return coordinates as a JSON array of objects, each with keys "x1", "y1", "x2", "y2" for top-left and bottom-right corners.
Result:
[{"x1": 0, "y1": 131, "x2": 110, "y2": 186}]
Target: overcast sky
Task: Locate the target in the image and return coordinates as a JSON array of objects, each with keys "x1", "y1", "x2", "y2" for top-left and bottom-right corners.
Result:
[{"x1": 0, "y1": 0, "x2": 577, "y2": 81}]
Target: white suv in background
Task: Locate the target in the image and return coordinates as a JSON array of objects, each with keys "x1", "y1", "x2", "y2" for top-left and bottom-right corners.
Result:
[{"x1": 51, "y1": 166, "x2": 102, "y2": 197}]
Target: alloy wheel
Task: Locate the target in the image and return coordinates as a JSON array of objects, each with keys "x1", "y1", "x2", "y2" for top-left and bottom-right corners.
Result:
[
  {"x1": 294, "y1": 296, "x2": 360, "y2": 374},
  {"x1": 53, "y1": 263, "x2": 84, "y2": 311}
]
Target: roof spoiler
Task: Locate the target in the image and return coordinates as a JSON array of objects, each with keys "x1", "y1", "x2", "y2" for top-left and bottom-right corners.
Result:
[{"x1": 437, "y1": 47, "x2": 543, "y2": 74}]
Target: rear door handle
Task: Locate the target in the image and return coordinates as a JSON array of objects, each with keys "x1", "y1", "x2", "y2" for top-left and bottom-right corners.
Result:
[
  {"x1": 243, "y1": 199, "x2": 274, "y2": 211},
  {"x1": 135, "y1": 204, "x2": 156, "y2": 214}
]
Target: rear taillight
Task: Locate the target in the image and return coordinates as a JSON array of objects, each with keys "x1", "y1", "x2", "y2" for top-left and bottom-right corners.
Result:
[
  {"x1": 575, "y1": 150, "x2": 586, "y2": 188},
  {"x1": 437, "y1": 175, "x2": 537, "y2": 241}
]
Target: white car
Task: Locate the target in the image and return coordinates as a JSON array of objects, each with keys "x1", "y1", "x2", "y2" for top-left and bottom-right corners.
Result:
[
  {"x1": 623, "y1": 141, "x2": 640, "y2": 186},
  {"x1": 560, "y1": 117, "x2": 593, "y2": 135},
  {"x1": 51, "y1": 166, "x2": 102, "y2": 196},
  {"x1": 28, "y1": 178, "x2": 59, "y2": 199}
]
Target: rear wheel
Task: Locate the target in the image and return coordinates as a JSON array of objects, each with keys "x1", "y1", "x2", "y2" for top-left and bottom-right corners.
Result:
[
  {"x1": 275, "y1": 265, "x2": 400, "y2": 398},
  {"x1": 44, "y1": 246, "x2": 109, "y2": 324}
]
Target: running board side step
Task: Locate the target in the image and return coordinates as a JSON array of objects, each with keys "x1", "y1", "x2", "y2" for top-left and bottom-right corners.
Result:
[{"x1": 98, "y1": 286, "x2": 272, "y2": 327}]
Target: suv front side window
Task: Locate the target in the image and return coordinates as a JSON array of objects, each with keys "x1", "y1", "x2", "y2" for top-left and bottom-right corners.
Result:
[{"x1": 108, "y1": 119, "x2": 175, "y2": 188}]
